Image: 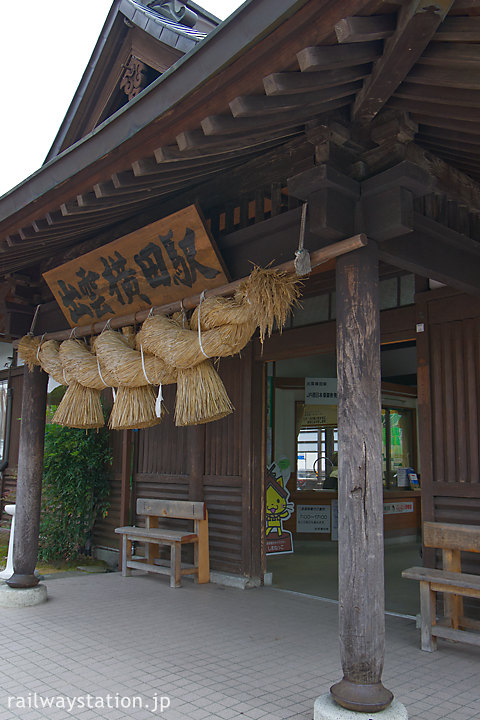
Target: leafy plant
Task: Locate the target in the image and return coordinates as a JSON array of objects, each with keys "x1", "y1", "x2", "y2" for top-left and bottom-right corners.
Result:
[{"x1": 39, "y1": 408, "x2": 111, "y2": 563}]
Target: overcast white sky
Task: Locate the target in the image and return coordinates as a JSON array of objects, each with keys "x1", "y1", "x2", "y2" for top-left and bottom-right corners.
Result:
[{"x1": 0, "y1": 0, "x2": 244, "y2": 198}]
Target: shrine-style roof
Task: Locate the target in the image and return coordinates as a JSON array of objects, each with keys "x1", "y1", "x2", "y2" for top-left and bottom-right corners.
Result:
[{"x1": 0, "y1": 0, "x2": 479, "y2": 335}]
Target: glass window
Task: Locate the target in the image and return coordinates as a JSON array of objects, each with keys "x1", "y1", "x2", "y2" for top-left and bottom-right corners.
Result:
[{"x1": 297, "y1": 404, "x2": 414, "y2": 490}]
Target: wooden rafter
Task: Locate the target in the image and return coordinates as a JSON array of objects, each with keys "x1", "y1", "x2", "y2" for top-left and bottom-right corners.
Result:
[
  {"x1": 335, "y1": 15, "x2": 396, "y2": 43},
  {"x1": 263, "y1": 64, "x2": 372, "y2": 96},
  {"x1": 352, "y1": 0, "x2": 455, "y2": 123},
  {"x1": 229, "y1": 82, "x2": 362, "y2": 118}
]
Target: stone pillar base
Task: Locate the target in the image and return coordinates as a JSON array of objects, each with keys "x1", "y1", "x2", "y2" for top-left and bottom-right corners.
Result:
[
  {"x1": 315, "y1": 694, "x2": 408, "y2": 720},
  {"x1": 0, "y1": 583, "x2": 47, "y2": 608}
]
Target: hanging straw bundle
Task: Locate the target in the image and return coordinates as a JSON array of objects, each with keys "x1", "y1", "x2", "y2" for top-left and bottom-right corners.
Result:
[
  {"x1": 18, "y1": 266, "x2": 301, "y2": 430},
  {"x1": 52, "y1": 339, "x2": 111, "y2": 430},
  {"x1": 95, "y1": 331, "x2": 177, "y2": 430},
  {"x1": 94, "y1": 331, "x2": 176, "y2": 387},
  {"x1": 108, "y1": 385, "x2": 163, "y2": 430},
  {"x1": 136, "y1": 314, "x2": 254, "y2": 369},
  {"x1": 59, "y1": 338, "x2": 114, "y2": 389},
  {"x1": 38, "y1": 340, "x2": 67, "y2": 385},
  {"x1": 53, "y1": 380, "x2": 105, "y2": 430},
  {"x1": 18, "y1": 335, "x2": 42, "y2": 370},
  {"x1": 175, "y1": 360, "x2": 233, "y2": 426},
  {"x1": 234, "y1": 266, "x2": 301, "y2": 343}
]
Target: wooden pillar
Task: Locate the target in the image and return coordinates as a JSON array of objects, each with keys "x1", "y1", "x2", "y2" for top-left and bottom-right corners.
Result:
[
  {"x1": 330, "y1": 244, "x2": 393, "y2": 713},
  {"x1": 119, "y1": 429, "x2": 133, "y2": 567},
  {"x1": 189, "y1": 425, "x2": 205, "y2": 502},
  {"x1": 7, "y1": 365, "x2": 47, "y2": 589}
]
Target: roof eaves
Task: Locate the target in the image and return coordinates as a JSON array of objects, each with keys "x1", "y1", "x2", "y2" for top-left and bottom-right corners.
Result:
[{"x1": 0, "y1": 0, "x2": 312, "y2": 225}]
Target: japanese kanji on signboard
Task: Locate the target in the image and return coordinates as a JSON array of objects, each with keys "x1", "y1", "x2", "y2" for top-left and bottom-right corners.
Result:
[{"x1": 43, "y1": 205, "x2": 229, "y2": 328}]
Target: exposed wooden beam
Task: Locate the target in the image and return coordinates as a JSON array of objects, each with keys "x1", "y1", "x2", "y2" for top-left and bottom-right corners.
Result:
[
  {"x1": 418, "y1": 135, "x2": 480, "y2": 156},
  {"x1": 417, "y1": 125, "x2": 480, "y2": 147},
  {"x1": 352, "y1": 0, "x2": 455, "y2": 123},
  {"x1": 389, "y1": 97, "x2": 480, "y2": 121},
  {"x1": 411, "y1": 113, "x2": 480, "y2": 135},
  {"x1": 379, "y1": 213, "x2": 480, "y2": 295},
  {"x1": 154, "y1": 137, "x2": 284, "y2": 162},
  {"x1": 406, "y1": 143, "x2": 480, "y2": 211},
  {"x1": 201, "y1": 98, "x2": 352, "y2": 137},
  {"x1": 23, "y1": 234, "x2": 367, "y2": 343},
  {"x1": 418, "y1": 138, "x2": 480, "y2": 160},
  {"x1": 176, "y1": 128, "x2": 299, "y2": 153},
  {"x1": 229, "y1": 82, "x2": 362, "y2": 118},
  {"x1": 394, "y1": 82, "x2": 480, "y2": 107},
  {"x1": 335, "y1": 15, "x2": 396, "y2": 43},
  {"x1": 435, "y1": 16, "x2": 480, "y2": 41},
  {"x1": 131, "y1": 153, "x2": 241, "y2": 176},
  {"x1": 297, "y1": 41, "x2": 382, "y2": 71},
  {"x1": 417, "y1": 41, "x2": 480, "y2": 65},
  {"x1": 406, "y1": 63, "x2": 480, "y2": 88},
  {"x1": 263, "y1": 64, "x2": 372, "y2": 96}
]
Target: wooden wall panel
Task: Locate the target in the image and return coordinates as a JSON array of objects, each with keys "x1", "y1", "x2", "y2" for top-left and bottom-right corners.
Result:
[
  {"x1": 417, "y1": 291, "x2": 480, "y2": 602},
  {"x1": 92, "y1": 425, "x2": 124, "y2": 550},
  {"x1": 135, "y1": 386, "x2": 189, "y2": 477},
  {"x1": 204, "y1": 482, "x2": 244, "y2": 573},
  {"x1": 204, "y1": 358, "x2": 244, "y2": 478},
  {"x1": 122, "y1": 349, "x2": 262, "y2": 578},
  {"x1": 429, "y1": 318, "x2": 480, "y2": 487}
]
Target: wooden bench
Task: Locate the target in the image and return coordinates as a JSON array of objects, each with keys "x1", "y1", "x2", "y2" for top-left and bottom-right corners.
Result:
[
  {"x1": 402, "y1": 521, "x2": 480, "y2": 651},
  {"x1": 115, "y1": 499, "x2": 209, "y2": 588}
]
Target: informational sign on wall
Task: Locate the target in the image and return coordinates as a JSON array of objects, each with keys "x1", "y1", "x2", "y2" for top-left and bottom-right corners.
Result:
[
  {"x1": 383, "y1": 501, "x2": 414, "y2": 515},
  {"x1": 296, "y1": 505, "x2": 331, "y2": 533},
  {"x1": 44, "y1": 204, "x2": 228, "y2": 327},
  {"x1": 301, "y1": 404, "x2": 337, "y2": 427},
  {"x1": 305, "y1": 378, "x2": 338, "y2": 405}
]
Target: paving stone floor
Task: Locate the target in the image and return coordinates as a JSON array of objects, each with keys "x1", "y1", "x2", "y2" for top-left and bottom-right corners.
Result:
[{"x1": 0, "y1": 572, "x2": 479, "y2": 720}]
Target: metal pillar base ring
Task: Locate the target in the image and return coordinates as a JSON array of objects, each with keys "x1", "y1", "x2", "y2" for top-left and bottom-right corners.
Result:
[{"x1": 330, "y1": 679, "x2": 394, "y2": 713}]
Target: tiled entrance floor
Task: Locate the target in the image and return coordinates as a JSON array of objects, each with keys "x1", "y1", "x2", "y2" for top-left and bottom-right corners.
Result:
[{"x1": 0, "y1": 572, "x2": 478, "y2": 720}]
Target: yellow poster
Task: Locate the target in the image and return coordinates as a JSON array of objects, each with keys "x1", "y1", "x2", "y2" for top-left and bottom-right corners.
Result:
[{"x1": 301, "y1": 404, "x2": 337, "y2": 427}]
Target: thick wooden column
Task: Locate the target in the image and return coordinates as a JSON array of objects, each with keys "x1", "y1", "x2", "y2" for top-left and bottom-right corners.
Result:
[
  {"x1": 119, "y1": 429, "x2": 133, "y2": 568},
  {"x1": 188, "y1": 425, "x2": 205, "y2": 503},
  {"x1": 7, "y1": 366, "x2": 48, "y2": 589},
  {"x1": 330, "y1": 244, "x2": 393, "y2": 713}
]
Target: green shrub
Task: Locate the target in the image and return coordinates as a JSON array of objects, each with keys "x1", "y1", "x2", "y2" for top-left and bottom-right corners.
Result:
[{"x1": 39, "y1": 410, "x2": 111, "y2": 563}]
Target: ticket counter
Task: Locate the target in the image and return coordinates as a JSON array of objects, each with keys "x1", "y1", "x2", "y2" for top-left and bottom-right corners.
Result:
[{"x1": 283, "y1": 489, "x2": 421, "y2": 541}]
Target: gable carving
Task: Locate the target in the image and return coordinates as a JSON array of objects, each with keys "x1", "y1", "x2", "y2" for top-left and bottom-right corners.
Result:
[{"x1": 120, "y1": 56, "x2": 150, "y2": 101}]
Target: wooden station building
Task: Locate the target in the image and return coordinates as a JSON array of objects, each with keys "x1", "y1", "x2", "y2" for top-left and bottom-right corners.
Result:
[{"x1": 1, "y1": 0, "x2": 480, "y2": 713}]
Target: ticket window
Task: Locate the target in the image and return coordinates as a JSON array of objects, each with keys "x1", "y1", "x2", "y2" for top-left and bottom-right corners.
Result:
[{"x1": 295, "y1": 405, "x2": 416, "y2": 490}]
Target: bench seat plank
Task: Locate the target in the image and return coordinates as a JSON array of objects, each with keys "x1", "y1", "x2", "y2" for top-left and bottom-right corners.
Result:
[
  {"x1": 115, "y1": 526, "x2": 197, "y2": 544},
  {"x1": 402, "y1": 566, "x2": 480, "y2": 592}
]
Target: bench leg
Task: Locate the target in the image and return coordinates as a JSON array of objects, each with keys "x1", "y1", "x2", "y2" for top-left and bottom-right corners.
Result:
[
  {"x1": 170, "y1": 543, "x2": 182, "y2": 588},
  {"x1": 420, "y1": 581, "x2": 437, "y2": 652},
  {"x1": 146, "y1": 517, "x2": 160, "y2": 572},
  {"x1": 195, "y1": 519, "x2": 210, "y2": 584},
  {"x1": 122, "y1": 536, "x2": 132, "y2": 577}
]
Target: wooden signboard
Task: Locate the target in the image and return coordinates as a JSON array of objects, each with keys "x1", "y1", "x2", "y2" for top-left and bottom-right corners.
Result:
[{"x1": 43, "y1": 205, "x2": 228, "y2": 328}]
